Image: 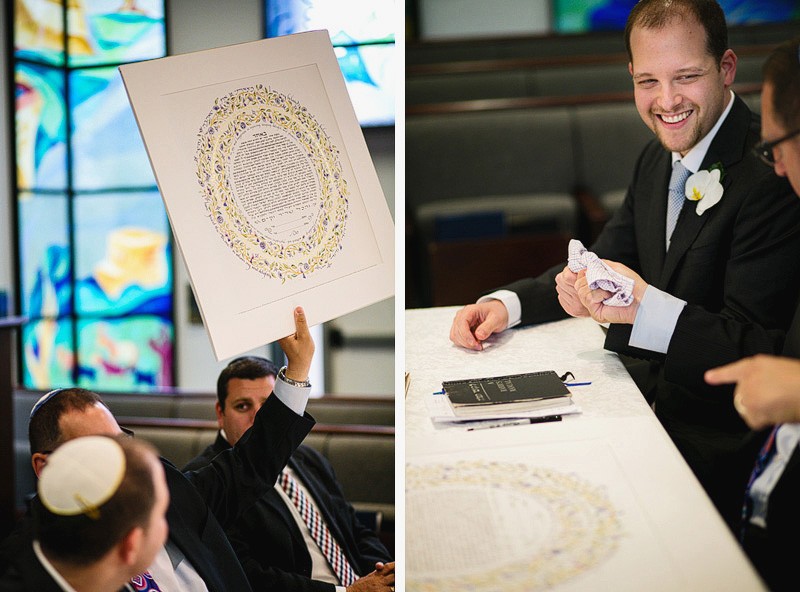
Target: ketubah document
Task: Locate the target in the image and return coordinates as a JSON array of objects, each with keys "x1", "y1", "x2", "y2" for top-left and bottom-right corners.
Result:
[{"x1": 119, "y1": 31, "x2": 394, "y2": 360}]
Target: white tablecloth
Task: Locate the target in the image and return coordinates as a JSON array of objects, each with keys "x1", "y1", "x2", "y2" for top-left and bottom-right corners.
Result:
[{"x1": 404, "y1": 307, "x2": 765, "y2": 591}]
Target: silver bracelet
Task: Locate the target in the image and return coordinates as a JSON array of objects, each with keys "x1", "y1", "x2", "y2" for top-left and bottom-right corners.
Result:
[{"x1": 278, "y1": 366, "x2": 310, "y2": 388}]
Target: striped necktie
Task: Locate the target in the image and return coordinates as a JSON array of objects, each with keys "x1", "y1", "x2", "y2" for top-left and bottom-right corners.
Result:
[
  {"x1": 666, "y1": 160, "x2": 692, "y2": 250},
  {"x1": 127, "y1": 571, "x2": 162, "y2": 591},
  {"x1": 740, "y1": 425, "x2": 780, "y2": 541},
  {"x1": 279, "y1": 469, "x2": 357, "y2": 586}
]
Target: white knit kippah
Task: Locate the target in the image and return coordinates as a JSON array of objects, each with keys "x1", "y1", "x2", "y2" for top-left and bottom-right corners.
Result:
[{"x1": 38, "y1": 436, "x2": 126, "y2": 518}]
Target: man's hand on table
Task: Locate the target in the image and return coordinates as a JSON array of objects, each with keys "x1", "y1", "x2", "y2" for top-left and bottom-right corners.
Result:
[
  {"x1": 277, "y1": 306, "x2": 314, "y2": 382},
  {"x1": 705, "y1": 355, "x2": 800, "y2": 430},
  {"x1": 346, "y1": 562, "x2": 395, "y2": 592},
  {"x1": 449, "y1": 300, "x2": 509, "y2": 351},
  {"x1": 575, "y1": 261, "x2": 646, "y2": 325}
]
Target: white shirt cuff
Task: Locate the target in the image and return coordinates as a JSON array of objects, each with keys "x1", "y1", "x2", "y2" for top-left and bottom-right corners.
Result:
[
  {"x1": 628, "y1": 285, "x2": 687, "y2": 353},
  {"x1": 478, "y1": 290, "x2": 521, "y2": 328},
  {"x1": 336, "y1": 587, "x2": 347, "y2": 592},
  {"x1": 272, "y1": 374, "x2": 311, "y2": 416}
]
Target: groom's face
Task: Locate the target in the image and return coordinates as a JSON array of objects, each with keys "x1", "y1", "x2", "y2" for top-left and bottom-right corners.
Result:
[{"x1": 628, "y1": 14, "x2": 735, "y2": 156}]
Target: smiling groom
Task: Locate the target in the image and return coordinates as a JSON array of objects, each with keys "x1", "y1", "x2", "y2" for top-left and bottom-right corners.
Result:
[{"x1": 448, "y1": 0, "x2": 800, "y2": 529}]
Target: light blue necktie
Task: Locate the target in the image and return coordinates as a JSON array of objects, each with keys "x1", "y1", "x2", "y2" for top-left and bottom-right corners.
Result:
[{"x1": 666, "y1": 160, "x2": 692, "y2": 251}]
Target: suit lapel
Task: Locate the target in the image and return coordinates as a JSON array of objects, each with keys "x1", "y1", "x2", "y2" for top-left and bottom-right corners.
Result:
[
  {"x1": 642, "y1": 153, "x2": 672, "y2": 283},
  {"x1": 659, "y1": 181, "x2": 719, "y2": 284},
  {"x1": 163, "y1": 470, "x2": 225, "y2": 592},
  {"x1": 659, "y1": 95, "x2": 751, "y2": 287},
  {"x1": 781, "y1": 298, "x2": 800, "y2": 358}
]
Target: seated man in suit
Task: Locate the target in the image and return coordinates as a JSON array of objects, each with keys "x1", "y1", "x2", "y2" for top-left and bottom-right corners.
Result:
[
  {"x1": 701, "y1": 36, "x2": 800, "y2": 592},
  {"x1": 448, "y1": 0, "x2": 800, "y2": 527},
  {"x1": 0, "y1": 435, "x2": 169, "y2": 592},
  {"x1": 182, "y1": 356, "x2": 394, "y2": 592},
  {"x1": 3, "y1": 307, "x2": 316, "y2": 592}
]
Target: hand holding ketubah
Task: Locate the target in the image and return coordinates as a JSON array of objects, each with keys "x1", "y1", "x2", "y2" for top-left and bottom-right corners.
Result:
[{"x1": 277, "y1": 306, "x2": 314, "y2": 382}]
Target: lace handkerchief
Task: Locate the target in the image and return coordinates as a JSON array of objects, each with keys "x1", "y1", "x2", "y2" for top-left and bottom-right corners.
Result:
[{"x1": 567, "y1": 239, "x2": 634, "y2": 306}]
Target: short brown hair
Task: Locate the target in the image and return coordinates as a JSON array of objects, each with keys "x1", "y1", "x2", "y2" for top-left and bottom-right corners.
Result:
[
  {"x1": 34, "y1": 435, "x2": 160, "y2": 564},
  {"x1": 216, "y1": 356, "x2": 279, "y2": 410},
  {"x1": 624, "y1": 0, "x2": 729, "y2": 66},
  {"x1": 762, "y1": 37, "x2": 800, "y2": 132},
  {"x1": 28, "y1": 388, "x2": 107, "y2": 455}
]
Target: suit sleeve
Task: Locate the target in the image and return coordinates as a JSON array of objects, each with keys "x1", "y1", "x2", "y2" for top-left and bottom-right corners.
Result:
[
  {"x1": 230, "y1": 546, "x2": 339, "y2": 592},
  {"x1": 225, "y1": 447, "x2": 391, "y2": 592},
  {"x1": 610, "y1": 171, "x2": 800, "y2": 399},
  {"x1": 183, "y1": 395, "x2": 315, "y2": 530}
]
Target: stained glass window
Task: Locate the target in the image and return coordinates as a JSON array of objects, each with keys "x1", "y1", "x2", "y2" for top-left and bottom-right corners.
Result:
[
  {"x1": 553, "y1": 0, "x2": 800, "y2": 33},
  {"x1": 13, "y1": 0, "x2": 172, "y2": 391},
  {"x1": 266, "y1": 0, "x2": 395, "y2": 127}
]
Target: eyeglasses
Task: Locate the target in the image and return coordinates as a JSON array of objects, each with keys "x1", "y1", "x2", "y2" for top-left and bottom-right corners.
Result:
[{"x1": 753, "y1": 129, "x2": 800, "y2": 167}]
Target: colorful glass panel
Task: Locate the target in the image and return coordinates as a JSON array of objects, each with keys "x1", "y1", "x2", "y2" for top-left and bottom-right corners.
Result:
[
  {"x1": 336, "y1": 42, "x2": 394, "y2": 127},
  {"x1": 267, "y1": 0, "x2": 394, "y2": 44},
  {"x1": 69, "y1": 66, "x2": 156, "y2": 190},
  {"x1": 553, "y1": 0, "x2": 800, "y2": 33},
  {"x1": 77, "y1": 316, "x2": 174, "y2": 390},
  {"x1": 266, "y1": 0, "x2": 395, "y2": 126},
  {"x1": 22, "y1": 318, "x2": 75, "y2": 389},
  {"x1": 73, "y1": 191, "x2": 171, "y2": 316},
  {"x1": 15, "y1": 62, "x2": 67, "y2": 190},
  {"x1": 67, "y1": 0, "x2": 166, "y2": 67},
  {"x1": 18, "y1": 192, "x2": 72, "y2": 319},
  {"x1": 15, "y1": 0, "x2": 66, "y2": 66}
]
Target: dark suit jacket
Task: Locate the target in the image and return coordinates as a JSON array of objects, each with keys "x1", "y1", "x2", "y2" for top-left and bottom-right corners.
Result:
[
  {"x1": 0, "y1": 395, "x2": 315, "y2": 592},
  {"x1": 0, "y1": 541, "x2": 61, "y2": 592},
  {"x1": 183, "y1": 434, "x2": 391, "y2": 592},
  {"x1": 500, "y1": 96, "x2": 800, "y2": 525},
  {"x1": 735, "y1": 305, "x2": 800, "y2": 590},
  {"x1": 739, "y1": 427, "x2": 800, "y2": 592}
]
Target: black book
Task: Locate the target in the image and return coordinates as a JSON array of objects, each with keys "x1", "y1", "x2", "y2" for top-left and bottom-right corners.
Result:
[{"x1": 443, "y1": 370, "x2": 571, "y2": 417}]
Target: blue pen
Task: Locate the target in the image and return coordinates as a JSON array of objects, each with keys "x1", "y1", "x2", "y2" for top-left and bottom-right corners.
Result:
[{"x1": 564, "y1": 382, "x2": 591, "y2": 387}]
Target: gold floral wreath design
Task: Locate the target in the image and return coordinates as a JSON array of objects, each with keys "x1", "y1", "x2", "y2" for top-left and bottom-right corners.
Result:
[
  {"x1": 195, "y1": 84, "x2": 349, "y2": 281},
  {"x1": 406, "y1": 461, "x2": 624, "y2": 591}
]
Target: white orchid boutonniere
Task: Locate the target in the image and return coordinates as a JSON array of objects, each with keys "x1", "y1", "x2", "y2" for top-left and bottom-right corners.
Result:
[{"x1": 685, "y1": 163, "x2": 725, "y2": 216}]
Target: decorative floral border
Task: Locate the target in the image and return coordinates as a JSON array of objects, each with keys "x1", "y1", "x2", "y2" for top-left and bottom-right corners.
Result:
[
  {"x1": 406, "y1": 461, "x2": 624, "y2": 591},
  {"x1": 195, "y1": 84, "x2": 349, "y2": 281}
]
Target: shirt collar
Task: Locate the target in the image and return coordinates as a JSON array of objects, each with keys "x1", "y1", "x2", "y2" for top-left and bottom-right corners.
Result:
[
  {"x1": 33, "y1": 540, "x2": 78, "y2": 592},
  {"x1": 672, "y1": 89, "x2": 735, "y2": 173}
]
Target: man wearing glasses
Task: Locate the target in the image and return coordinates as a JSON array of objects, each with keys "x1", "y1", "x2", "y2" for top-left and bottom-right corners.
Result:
[
  {"x1": 449, "y1": 0, "x2": 800, "y2": 530},
  {"x1": 699, "y1": 37, "x2": 800, "y2": 591}
]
